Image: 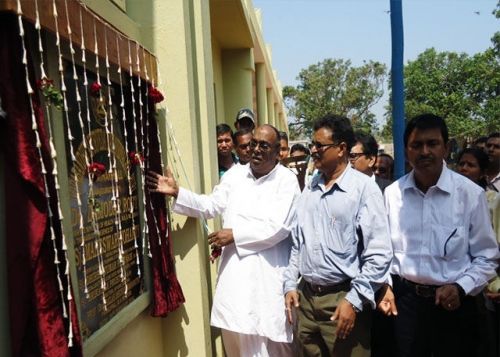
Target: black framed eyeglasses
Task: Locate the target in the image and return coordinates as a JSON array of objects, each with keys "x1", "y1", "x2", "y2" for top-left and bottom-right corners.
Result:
[
  {"x1": 348, "y1": 152, "x2": 367, "y2": 161},
  {"x1": 249, "y1": 140, "x2": 274, "y2": 151},
  {"x1": 308, "y1": 141, "x2": 339, "y2": 151}
]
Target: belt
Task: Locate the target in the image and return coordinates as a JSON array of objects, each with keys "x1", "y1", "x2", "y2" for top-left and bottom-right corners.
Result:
[
  {"x1": 394, "y1": 275, "x2": 438, "y2": 298},
  {"x1": 305, "y1": 280, "x2": 351, "y2": 295}
]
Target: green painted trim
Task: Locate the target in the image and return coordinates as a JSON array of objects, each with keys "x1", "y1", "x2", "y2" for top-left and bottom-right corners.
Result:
[{"x1": 0, "y1": 141, "x2": 10, "y2": 357}]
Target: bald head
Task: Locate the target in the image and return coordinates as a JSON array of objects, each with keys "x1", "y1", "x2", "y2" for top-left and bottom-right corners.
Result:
[{"x1": 250, "y1": 125, "x2": 281, "y2": 178}]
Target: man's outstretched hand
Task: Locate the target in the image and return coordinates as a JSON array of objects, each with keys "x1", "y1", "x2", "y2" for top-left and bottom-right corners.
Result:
[{"x1": 146, "y1": 167, "x2": 179, "y2": 198}]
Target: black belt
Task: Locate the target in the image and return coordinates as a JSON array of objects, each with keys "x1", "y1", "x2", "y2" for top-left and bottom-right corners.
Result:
[
  {"x1": 304, "y1": 280, "x2": 351, "y2": 295},
  {"x1": 393, "y1": 275, "x2": 438, "y2": 298}
]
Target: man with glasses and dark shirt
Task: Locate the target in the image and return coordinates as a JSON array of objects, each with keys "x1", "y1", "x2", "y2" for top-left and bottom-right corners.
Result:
[
  {"x1": 147, "y1": 124, "x2": 300, "y2": 356},
  {"x1": 284, "y1": 114, "x2": 392, "y2": 356},
  {"x1": 350, "y1": 132, "x2": 392, "y2": 192}
]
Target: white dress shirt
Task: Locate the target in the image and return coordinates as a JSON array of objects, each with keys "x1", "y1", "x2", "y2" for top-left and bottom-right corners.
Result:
[
  {"x1": 384, "y1": 165, "x2": 499, "y2": 295},
  {"x1": 173, "y1": 163, "x2": 300, "y2": 343}
]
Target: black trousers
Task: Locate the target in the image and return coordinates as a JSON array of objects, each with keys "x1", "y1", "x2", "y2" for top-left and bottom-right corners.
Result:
[{"x1": 385, "y1": 275, "x2": 480, "y2": 357}]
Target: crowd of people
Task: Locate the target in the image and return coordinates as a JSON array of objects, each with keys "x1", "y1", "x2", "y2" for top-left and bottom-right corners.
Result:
[{"x1": 146, "y1": 110, "x2": 500, "y2": 357}]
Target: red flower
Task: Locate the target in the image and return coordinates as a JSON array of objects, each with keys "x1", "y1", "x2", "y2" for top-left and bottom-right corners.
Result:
[
  {"x1": 128, "y1": 151, "x2": 144, "y2": 166},
  {"x1": 148, "y1": 85, "x2": 164, "y2": 104},
  {"x1": 90, "y1": 82, "x2": 102, "y2": 97},
  {"x1": 87, "y1": 162, "x2": 106, "y2": 181},
  {"x1": 36, "y1": 77, "x2": 54, "y2": 90},
  {"x1": 209, "y1": 246, "x2": 222, "y2": 263}
]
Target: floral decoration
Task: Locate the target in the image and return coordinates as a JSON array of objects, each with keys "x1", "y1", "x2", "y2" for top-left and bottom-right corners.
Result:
[
  {"x1": 148, "y1": 85, "x2": 164, "y2": 104},
  {"x1": 87, "y1": 162, "x2": 106, "y2": 181},
  {"x1": 209, "y1": 246, "x2": 222, "y2": 263},
  {"x1": 36, "y1": 77, "x2": 63, "y2": 109},
  {"x1": 129, "y1": 151, "x2": 144, "y2": 167},
  {"x1": 90, "y1": 81, "x2": 102, "y2": 97}
]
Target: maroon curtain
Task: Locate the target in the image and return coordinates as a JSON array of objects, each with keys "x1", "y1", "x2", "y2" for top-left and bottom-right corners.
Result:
[
  {"x1": 143, "y1": 103, "x2": 185, "y2": 317},
  {"x1": 0, "y1": 13, "x2": 82, "y2": 357}
]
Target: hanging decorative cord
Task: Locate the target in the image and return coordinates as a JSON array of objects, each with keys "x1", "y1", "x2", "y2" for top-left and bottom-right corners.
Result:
[
  {"x1": 92, "y1": 16, "x2": 108, "y2": 311},
  {"x1": 103, "y1": 24, "x2": 128, "y2": 295},
  {"x1": 134, "y1": 42, "x2": 156, "y2": 257},
  {"x1": 128, "y1": 41, "x2": 151, "y2": 258},
  {"x1": 51, "y1": 0, "x2": 77, "y2": 345},
  {"x1": 153, "y1": 59, "x2": 215, "y2": 262},
  {"x1": 116, "y1": 35, "x2": 142, "y2": 277},
  {"x1": 19, "y1": 0, "x2": 73, "y2": 346},
  {"x1": 140, "y1": 46, "x2": 163, "y2": 250},
  {"x1": 135, "y1": 42, "x2": 164, "y2": 255},
  {"x1": 61, "y1": 0, "x2": 89, "y2": 307},
  {"x1": 78, "y1": 3, "x2": 101, "y2": 298}
]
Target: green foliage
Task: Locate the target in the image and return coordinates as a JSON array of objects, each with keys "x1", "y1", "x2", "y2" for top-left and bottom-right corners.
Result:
[
  {"x1": 283, "y1": 58, "x2": 386, "y2": 139},
  {"x1": 383, "y1": 47, "x2": 500, "y2": 141},
  {"x1": 382, "y1": 3, "x2": 500, "y2": 142}
]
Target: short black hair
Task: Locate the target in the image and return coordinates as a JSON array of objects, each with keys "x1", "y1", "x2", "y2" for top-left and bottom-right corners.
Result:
[
  {"x1": 290, "y1": 143, "x2": 310, "y2": 156},
  {"x1": 279, "y1": 131, "x2": 289, "y2": 142},
  {"x1": 473, "y1": 136, "x2": 488, "y2": 146},
  {"x1": 404, "y1": 113, "x2": 448, "y2": 147},
  {"x1": 232, "y1": 128, "x2": 253, "y2": 144},
  {"x1": 216, "y1": 123, "x2": 233, "y2": 137},
  {"x1": 457, "y1": 148, "x2": 489, "y2": 172},
  {"x1": 313, "y1": 114, "x2": 355, "y2": 151},
  {"x1": 354, "y1": 131, "x2": 379, "y2": 157},
  {"x1": 487, "y1": 132, "x2": 500, "y2": 140}
]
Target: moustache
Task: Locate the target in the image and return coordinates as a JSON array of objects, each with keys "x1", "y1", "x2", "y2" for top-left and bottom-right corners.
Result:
[{"x1": 416, "y1": 155, "x2": 433, "y2": 162}]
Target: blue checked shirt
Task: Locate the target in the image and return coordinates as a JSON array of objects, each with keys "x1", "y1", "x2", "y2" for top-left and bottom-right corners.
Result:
[{"x1": 284, "y1": 165, "x2": 393, "y2": 311}]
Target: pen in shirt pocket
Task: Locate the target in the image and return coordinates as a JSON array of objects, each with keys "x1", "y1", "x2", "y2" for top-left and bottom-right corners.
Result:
[{"x1": 443, "y1": 228, "x2": 457, "y2": 257}]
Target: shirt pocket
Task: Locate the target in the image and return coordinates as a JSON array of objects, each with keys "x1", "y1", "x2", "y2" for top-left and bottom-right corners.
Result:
[
  {"x1": 431, "y1": 225, "x2": 466, "y2": 260},
  {"x1": 326, "y1": 217, "x2": 355, "y2": 257}
]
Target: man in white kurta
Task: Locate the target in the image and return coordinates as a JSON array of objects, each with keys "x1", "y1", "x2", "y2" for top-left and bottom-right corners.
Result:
[{"x1": 147, "y1": 125, "x2": 300, "y2": 356}]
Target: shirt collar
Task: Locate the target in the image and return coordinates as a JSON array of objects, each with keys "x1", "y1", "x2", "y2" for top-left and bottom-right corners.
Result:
[
  {"x1": 247, "y1": 161, "x2": 280, "y2": 181},
  {"x1": 312, "y1": 164, "x2": 354, "y2": 193},
  {"x1": 402, "y1": 161, "x2": 453, "y2": 195}
]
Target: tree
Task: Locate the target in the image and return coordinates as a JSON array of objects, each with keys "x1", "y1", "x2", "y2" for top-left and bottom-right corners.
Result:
[
  {"x1": 283, "y1": 59, "x2": 386, "y2": 139},
  {"x1": 381, "y1": 3, "x2": 500, "y2": 142},
  {"x1": 381, "y1": 47, "x2": 500, "y2": 141}
]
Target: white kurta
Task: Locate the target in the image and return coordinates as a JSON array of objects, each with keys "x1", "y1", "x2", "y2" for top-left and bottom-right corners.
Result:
[{"x1": 173, "y1": 163, "x2": 300, "y2": 343}]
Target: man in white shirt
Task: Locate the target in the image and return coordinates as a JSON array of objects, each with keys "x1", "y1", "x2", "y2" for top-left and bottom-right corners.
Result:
[
  {"x1": 147, "y1": 124, "x2": 300, "y2": 357},
  {"x1": 377, "y1": 114, "x2": 499, "y2": 357}
]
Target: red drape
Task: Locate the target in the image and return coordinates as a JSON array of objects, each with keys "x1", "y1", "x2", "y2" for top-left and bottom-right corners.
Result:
[
  {"x1": 0, "y1": 13, "x2": 82, "y2": 357},
  {"x1": 143, "y1": 104, "x2": 185, "y2": 317}
]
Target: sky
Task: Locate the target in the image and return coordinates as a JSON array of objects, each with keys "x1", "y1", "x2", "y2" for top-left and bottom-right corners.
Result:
[{"x1": 253, "y1": 0, "x2": 499, "y2": 126}]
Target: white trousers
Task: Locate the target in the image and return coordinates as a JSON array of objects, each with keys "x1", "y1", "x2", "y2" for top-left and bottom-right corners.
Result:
[{"x1": 221, "y1": 329, "x2": 295, "y2": 357}]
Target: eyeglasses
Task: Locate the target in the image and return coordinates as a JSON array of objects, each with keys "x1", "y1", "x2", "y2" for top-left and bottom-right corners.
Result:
[
  {"x1": 348, "y1": 152, "x2": 367, "y2": 161},
  {"x1": 308, "y1": 141, "x2": 339, "y2": 151},
  {"x1": 249, "y1": 140, "x2": 274, "y2": 151}
]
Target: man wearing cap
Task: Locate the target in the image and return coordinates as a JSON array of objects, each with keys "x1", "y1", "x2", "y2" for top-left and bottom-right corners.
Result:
[
  {"x1": 235, "y1": 108, "x2": 256, "y2": 132},
  {"x1": 147, "y1": 124, "x2": 300, "y2": 356}
]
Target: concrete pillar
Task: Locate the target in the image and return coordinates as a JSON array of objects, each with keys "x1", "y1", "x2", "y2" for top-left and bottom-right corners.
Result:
[
  {"x1": 266, "y1": 88, "x2": 275, "y2": 127},
  {"x1": 221, "y1": 48, "x2": 254, "y2": 125},
  {"x1": 255, "y1": 63, "x2": 267, "y2": 125}
]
